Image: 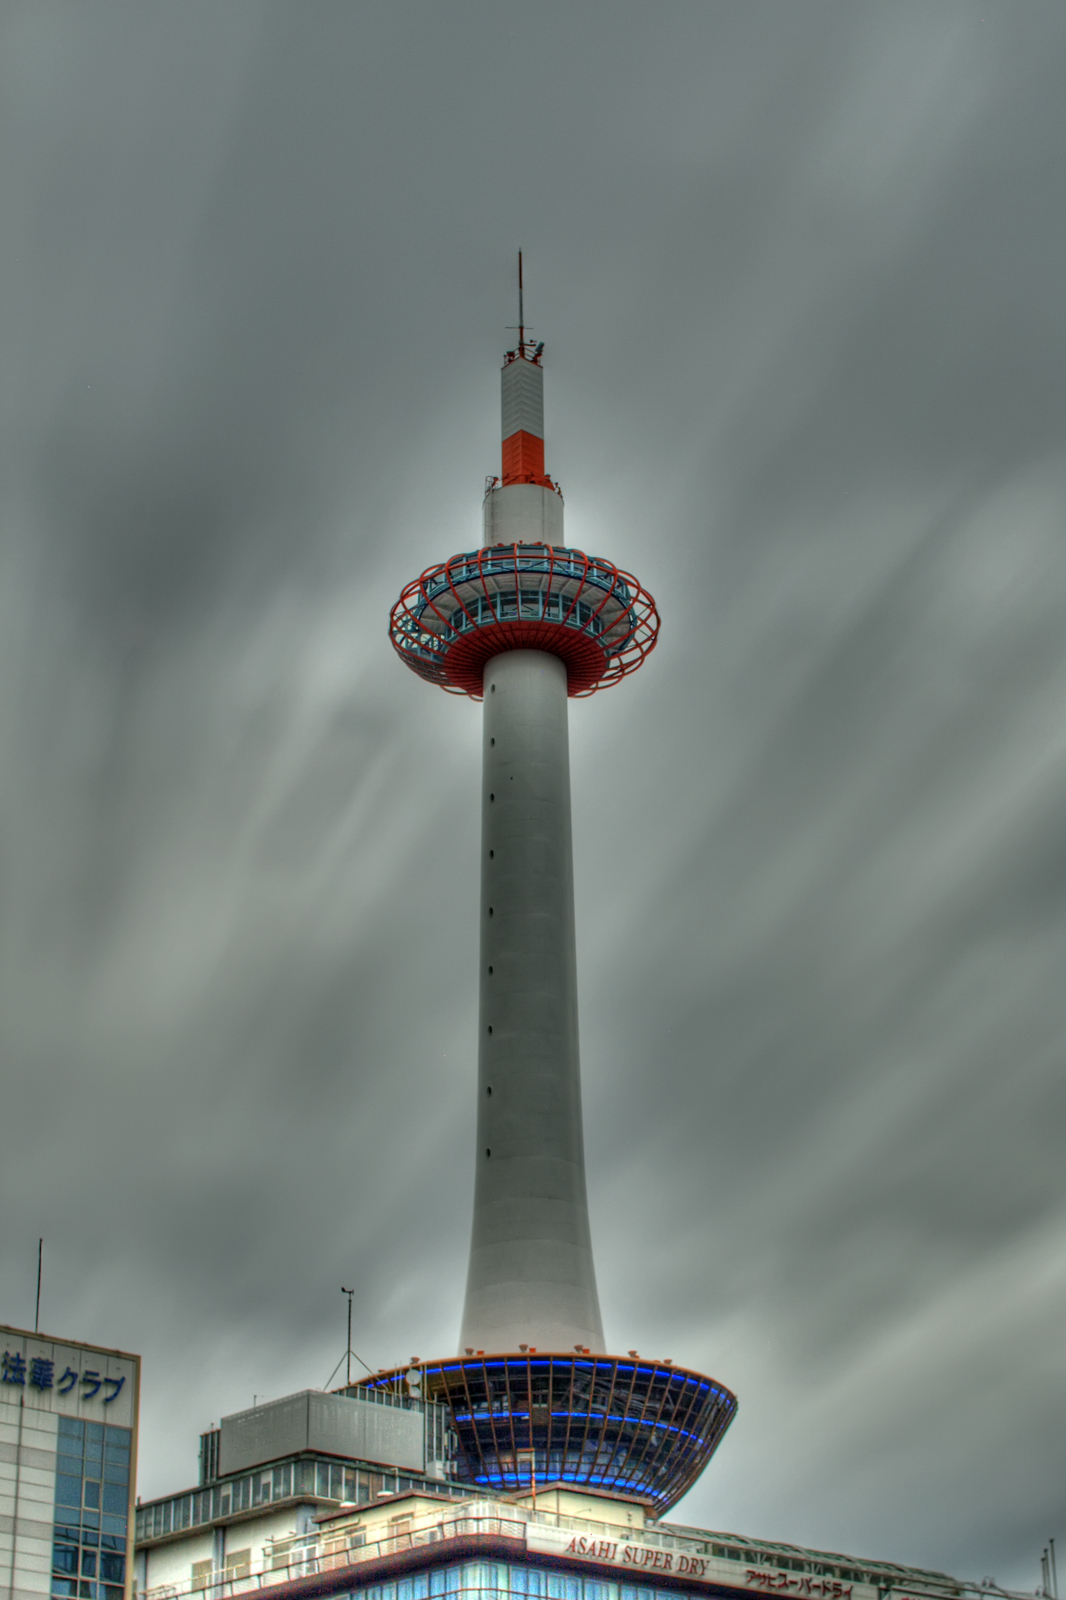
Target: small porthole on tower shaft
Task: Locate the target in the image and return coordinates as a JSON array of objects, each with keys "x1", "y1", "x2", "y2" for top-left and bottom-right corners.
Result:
[
  {"x1": 486, "y1": 1086, "x2": 492, "y2": 1096},
  {"x1": 490, "y1": 738, "x2": 495, "y2": 746},
  {"x1": 490, "y1": 684, "x2": 496, "y2": 693},
  {"x1": 487, "y1": 1025, "x2": 493, "y2": 1035},
  {"x1": 489, "y1": 850, "x2": 494, "y2": 859},
  {"x1": 488, "y1": 907, "x2": 494, "y2": 917},
  {"x1": 485, "y1": 1148, "x2": 491, "y2": 1158},
  {"x1": 490, "y1": 793, "x2": 495, "y2": 802},
  {"x1": 487, "y1": 965, "x2": 493, "y2": 974}
]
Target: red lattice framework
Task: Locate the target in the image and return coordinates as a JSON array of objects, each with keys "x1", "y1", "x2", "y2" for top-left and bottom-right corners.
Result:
[{"x1": 389, "y1": 544, "x2": 660, "y2": 699}]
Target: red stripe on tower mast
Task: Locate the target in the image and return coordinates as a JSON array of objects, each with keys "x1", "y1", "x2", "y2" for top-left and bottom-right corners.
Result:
[{"x1": 500, "y1": 251, "x2": 554, "y2": 487}]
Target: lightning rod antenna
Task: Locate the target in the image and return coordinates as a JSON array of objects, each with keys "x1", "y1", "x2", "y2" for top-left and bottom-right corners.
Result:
[
  {"x1": 342, "y1": 1286, "x2": 354, "y2": 1389},
  {"x1": 518, "y1": 251, "x2": 524, "y2": 350}
]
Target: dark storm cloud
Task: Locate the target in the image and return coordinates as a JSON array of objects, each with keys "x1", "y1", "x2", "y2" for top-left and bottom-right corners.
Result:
[{"x1": 0, "y1": 1, "x2": 1064, "y2": 1590}]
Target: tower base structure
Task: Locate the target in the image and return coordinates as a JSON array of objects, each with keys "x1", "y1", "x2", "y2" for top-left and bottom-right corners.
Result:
[{"x1": 363, "y1": 1353, "x2": 737, "y2": 1516}]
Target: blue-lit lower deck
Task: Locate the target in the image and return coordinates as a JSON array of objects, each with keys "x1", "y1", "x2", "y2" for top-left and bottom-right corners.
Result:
[{"x1": 363, "y1": 1356, "x2": 737, "y2": 1516}]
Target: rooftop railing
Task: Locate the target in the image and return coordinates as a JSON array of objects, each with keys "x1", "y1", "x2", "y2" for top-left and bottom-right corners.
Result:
[{"x1": 142, "y1": 1505, "x2": 524, "y2": 1600}]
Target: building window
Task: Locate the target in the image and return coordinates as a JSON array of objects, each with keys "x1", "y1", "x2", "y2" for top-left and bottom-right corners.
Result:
[
  {"x1": 224, "y1": 1549, "x2": 252, "y2": 1580},
  {"x1": 52, "y1": 1418, "x2": 130, "y2": 1600}
]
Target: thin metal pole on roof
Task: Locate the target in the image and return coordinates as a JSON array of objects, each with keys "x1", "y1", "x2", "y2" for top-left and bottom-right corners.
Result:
[
  {"x1": 341, "y1": 1287, "x2": 354, "y2": 1389},
  {"x1": 1050, "y1": 1540, "x2": 1058, "y2": 1600},
  {"x1": 34, "y1": 1240, "x2": 42, "y2": 1334}
]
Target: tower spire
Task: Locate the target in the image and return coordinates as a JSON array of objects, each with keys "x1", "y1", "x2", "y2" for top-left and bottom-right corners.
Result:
[{"x1": 499, "y1": 256, "x2": 552, "y2": 492}]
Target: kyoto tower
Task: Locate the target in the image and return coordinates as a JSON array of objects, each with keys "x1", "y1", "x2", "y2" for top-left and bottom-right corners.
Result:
[{"x1": 380, "y1": 261, "x2": 736, "y2": 1514}]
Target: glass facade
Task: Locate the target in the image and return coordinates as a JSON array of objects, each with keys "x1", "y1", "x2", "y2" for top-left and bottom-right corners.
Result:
[
  {"x1": 51, "y1": 1416, "x2": 132, "y2": 1600},
  {"x1": 365, "y1": 1357, "x2": 737, "y2": 1514},
  {"x1": 330, "y1": 1560, "x2": 700, "y2": 1600},
  {"x1": 136, "y1": 1457, "x2": 473, "y2": 1543}
]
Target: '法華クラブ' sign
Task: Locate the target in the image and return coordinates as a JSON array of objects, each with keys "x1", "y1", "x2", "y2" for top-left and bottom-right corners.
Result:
[{"x1": 0, "y1": 1326, "x2": 138, "y2": 1430}]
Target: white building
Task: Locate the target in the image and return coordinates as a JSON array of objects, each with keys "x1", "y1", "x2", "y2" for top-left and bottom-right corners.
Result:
[
  {"x1": 1, "y1": 1321, "x2": 139, "y2": 1600},
  {"x1": 135, "y1": 1452, "x2": 1019, "y2": 1600}
]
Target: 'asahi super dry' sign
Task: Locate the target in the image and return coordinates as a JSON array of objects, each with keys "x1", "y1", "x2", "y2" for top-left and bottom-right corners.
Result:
[{"x1": 524, "y1": 1526, "x2": 880, "y2": 1600}]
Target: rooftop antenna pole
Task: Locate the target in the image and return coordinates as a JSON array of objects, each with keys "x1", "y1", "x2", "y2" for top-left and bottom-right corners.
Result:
[
  {"x1": 1051, "y1": 1539, "x2": 1058, "y2": 1599},
  {"x1": 34, "y1": 1239, "x2": 42, "y2": 1334},
  {"x1": 341, "y1": 1287, "x2": 354, "y2": 1389},
  {"x1": 518, "y1": 251, "x2": 524, "y2": 351}
]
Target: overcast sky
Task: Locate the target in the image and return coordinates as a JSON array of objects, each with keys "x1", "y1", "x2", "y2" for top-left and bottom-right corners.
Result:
[{"x1": 1, "y1": 0, "x2": 1064, "y2": 1588}]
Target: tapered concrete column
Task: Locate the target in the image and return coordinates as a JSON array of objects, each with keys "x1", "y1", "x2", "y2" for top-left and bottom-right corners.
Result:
[{"x1": 459, "y1": 649, "x2": 605, "y2": 1354}]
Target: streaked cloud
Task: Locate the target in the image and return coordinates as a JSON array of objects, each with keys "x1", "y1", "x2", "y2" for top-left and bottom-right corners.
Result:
[{"x1": 0, "y1": 3, "x2": 1062, "y2": 1588}]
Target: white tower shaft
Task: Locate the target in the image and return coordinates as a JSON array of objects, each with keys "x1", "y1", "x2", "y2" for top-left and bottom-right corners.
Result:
[{"x1": 459, "y1": 648, "x2": 605, "y2": 1354}]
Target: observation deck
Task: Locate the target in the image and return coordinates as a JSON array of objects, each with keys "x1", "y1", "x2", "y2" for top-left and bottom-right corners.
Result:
[
  {"x1": 364, "y1": 1354, "x2": 737, "y2": 1516},
  {"x1": 389, "y1": 543, "x2": 659, "y2": 697}
]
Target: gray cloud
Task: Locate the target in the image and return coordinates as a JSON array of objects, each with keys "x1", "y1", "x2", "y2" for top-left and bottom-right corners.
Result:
[{"x1": 0, "y1": 1, "x2": 1063, "y2": 1591}]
